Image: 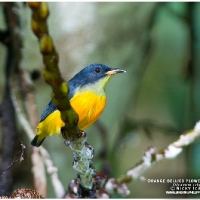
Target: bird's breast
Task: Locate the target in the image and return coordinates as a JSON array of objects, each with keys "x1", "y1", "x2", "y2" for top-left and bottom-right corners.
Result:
[{"x1": 70, "y1": 91, "x2": 106, "y2": 130}]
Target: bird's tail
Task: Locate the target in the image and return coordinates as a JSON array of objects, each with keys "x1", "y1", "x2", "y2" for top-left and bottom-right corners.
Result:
[{"x1": 31, "y1": 135, "x2": 46, "y2": 147}]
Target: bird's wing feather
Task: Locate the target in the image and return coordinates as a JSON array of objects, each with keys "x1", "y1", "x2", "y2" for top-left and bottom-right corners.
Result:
[
  {"x1": 39, "y1": 101, "x2": 57, "y2": 122},
  {"x1": 39, "y1": 81, "x2": 76, "y2": 123}
]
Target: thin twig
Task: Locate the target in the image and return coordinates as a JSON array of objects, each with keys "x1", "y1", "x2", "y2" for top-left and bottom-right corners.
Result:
[
  {"x1": 0, "y1": 139, "x2": 26, "y2": 177},
  {"x1": 11, "y1": 67, "x2": 47, "y2": 195},
  {"x1": 105, "y1": 121, "x2": 200, "y2": 196}
]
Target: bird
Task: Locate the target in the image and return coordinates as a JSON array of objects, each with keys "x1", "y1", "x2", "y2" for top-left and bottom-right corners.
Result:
[{"x1": 31, "y1": 63, "x2": 126, "y2": 147}]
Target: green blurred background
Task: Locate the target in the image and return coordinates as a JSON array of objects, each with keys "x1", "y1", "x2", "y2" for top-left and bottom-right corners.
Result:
[{"x1": 1, "y1": 2, "x2": 200, "y2": 198}]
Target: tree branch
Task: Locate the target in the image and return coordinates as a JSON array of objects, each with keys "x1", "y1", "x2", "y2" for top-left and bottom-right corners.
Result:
[
  {"x1": 27, "y1": 2, "x2": 96, "y2": 190},
  {"x1": 105, "y1": 121, "x2": 200, "y2": 196}
]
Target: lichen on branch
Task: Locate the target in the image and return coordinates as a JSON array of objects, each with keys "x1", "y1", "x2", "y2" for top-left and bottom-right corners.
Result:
[{"x1": 113, "y1": 121, "x2": 200, "y2": 186}]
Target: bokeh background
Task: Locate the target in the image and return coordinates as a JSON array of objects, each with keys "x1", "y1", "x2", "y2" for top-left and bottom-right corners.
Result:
[{"x1": 1, "y1": 2, "x2": 200, "y2": 198}]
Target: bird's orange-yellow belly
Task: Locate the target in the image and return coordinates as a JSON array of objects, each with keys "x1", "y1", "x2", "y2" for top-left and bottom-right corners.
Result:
[{"x1": 37, "y1": 92, "x2": 106, "y2": 140}]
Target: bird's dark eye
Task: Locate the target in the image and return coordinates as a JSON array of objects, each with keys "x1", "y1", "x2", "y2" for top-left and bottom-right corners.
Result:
[{"x1": 94, "y1": 67, "x2": 101, "y2": 73}]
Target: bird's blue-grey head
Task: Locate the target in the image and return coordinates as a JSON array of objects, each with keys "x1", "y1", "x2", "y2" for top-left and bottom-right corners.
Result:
[{"x1": 68, "y1": 63, "x2": 126, "y2": 98}]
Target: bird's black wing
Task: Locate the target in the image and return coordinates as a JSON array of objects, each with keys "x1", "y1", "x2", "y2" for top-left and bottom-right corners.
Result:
[{"x1": 39, "y1": 100, "x2": 57, "y2": 122}]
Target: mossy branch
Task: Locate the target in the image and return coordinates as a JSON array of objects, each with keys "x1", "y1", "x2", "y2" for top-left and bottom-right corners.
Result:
[
  {"x1": 27, "y1": 2, "x2": 79, "y2": 140},
  {"x1": 27, "y1": 2, "x2": 96, "y2": 190}
]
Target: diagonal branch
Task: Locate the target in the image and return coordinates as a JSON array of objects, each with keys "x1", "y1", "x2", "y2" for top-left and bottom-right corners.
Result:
[
  {"x1": 27, "y1": 2, "x2": 96, "y2": 190},
  {"x1": 105, "y1": 121, "x2": 200, "y2": 196},
  {"x1": 27, "y1": 2, "x2": 79, "y2": 139}
]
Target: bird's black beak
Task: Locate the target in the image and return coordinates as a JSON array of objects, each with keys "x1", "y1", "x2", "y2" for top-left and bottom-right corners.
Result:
[{"x1": 105, "y1": 68, "x2": 126, "y2": 75}]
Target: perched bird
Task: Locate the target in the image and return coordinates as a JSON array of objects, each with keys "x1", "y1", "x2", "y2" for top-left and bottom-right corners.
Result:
[{"x1": 31, "y1": 63, "x2": 125, "y2": 147}]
